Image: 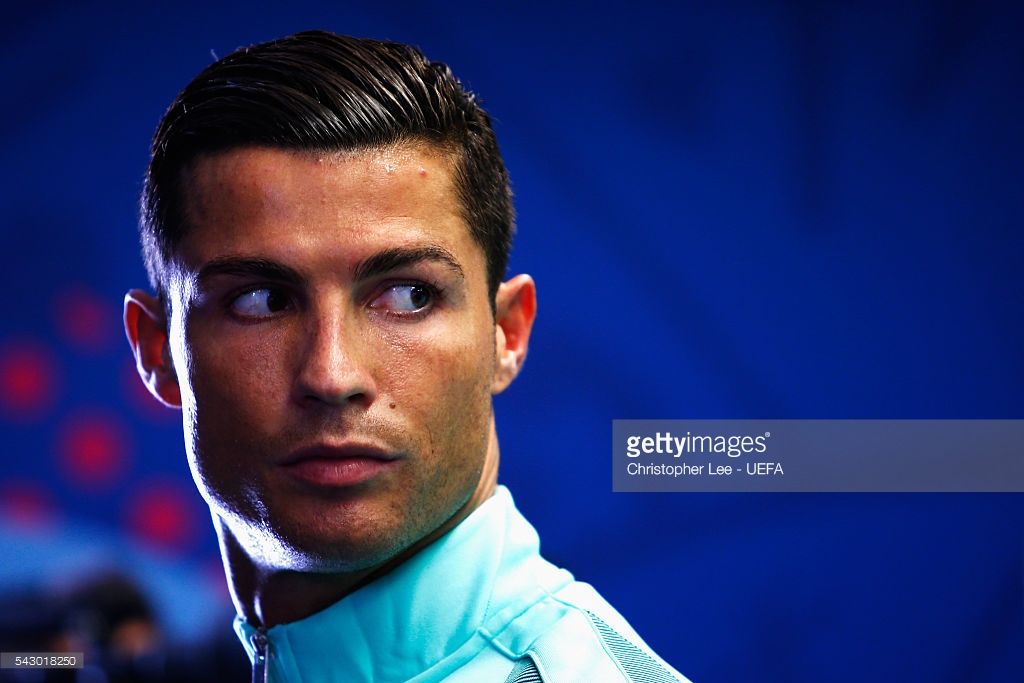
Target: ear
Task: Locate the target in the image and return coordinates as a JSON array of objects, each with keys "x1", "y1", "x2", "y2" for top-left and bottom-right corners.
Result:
[
  {"x1": 123, "y1": 289, "x2": 181, "y2": 408},
  {"x1": 492, "y1": 274, "x2": 537, "y2": 394}
]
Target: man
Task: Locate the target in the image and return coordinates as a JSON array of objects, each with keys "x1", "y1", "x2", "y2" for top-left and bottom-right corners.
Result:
[{"x1": 124, "y1": 30, "x2": 689, "y2": 683}]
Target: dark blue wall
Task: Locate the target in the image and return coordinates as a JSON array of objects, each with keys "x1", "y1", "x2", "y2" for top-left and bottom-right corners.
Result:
[{"x1": 1, "y1": 2, "x2": 1021, "y2": 681}]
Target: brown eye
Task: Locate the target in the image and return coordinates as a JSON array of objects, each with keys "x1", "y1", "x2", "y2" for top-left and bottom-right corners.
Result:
[
  {"x1": 370, "y1": 284, "x2": 435, "y2": 313},
  {"x1": 231, "y1": 288, "x2": 290, "y2": 318}
]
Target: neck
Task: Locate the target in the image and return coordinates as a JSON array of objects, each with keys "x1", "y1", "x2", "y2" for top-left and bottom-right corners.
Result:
[{"x1": 218, "y1": 421, "x2": 501, "y2": 628}]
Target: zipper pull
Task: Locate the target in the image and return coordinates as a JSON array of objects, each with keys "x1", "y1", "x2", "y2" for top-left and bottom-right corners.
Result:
[{"x1": 251, "y1": 628, "x2": 270, "y2": 683}]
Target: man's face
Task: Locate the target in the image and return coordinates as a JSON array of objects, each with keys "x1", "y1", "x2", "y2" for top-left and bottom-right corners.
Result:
[{"x1": 164, "y1": 145, "x2": 500, "y2": 571}]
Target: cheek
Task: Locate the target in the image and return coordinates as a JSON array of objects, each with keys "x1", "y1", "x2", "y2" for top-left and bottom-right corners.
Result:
[
  {"x1": 180, "y1": 324, "x2": 289, "y2": 463},
  {"x1": 380, "y1": 320, "x2": 495, "y2": 444},
  {"x1": 382, "y1": 318, "x2": 493, "y2": 402},
  {"x1": 185, "y1": 321, "x2": 288, "y2": 401}
]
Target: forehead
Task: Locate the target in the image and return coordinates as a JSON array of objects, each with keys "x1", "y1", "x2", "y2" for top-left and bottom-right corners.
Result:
[{"x1": 175, "y1": 144, "x2": 477, "y2": 272}]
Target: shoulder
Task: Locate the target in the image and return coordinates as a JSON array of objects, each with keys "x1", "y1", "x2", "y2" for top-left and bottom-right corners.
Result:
[{"x1": 488, "y1": 579, "x2": 693, "y2": 683}]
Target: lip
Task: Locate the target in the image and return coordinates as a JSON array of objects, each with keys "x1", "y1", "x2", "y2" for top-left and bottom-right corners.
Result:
[{"x1": 279, "y1": 443, "x2": 401, "y2": 487}]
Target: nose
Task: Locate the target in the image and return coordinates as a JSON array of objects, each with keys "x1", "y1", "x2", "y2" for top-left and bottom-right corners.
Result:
[{"x1": 293, "y1": 304, "x2": 376, "y2": 408}]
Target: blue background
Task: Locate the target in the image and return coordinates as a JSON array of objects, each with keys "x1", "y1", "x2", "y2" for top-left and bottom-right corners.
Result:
[{"x1": 1, "y1": 2, "x2": 1021, "y2": 681}]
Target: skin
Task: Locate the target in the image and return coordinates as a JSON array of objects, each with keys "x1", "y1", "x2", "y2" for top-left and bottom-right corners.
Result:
[{"x1": 124, "y1": 144, "x2": 536, "y2": 627}]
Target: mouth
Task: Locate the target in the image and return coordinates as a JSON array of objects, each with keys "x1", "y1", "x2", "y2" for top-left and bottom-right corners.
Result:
[{"x1": 279, "y1": 443, "x2": 402, "y2": 488}]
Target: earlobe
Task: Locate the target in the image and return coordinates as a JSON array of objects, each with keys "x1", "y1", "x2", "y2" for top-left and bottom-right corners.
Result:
[
  {"x1": 491, "y1": 275, "x2": 537, "y2": 394},
  {"x1": 123, "y1": 289, "x2": 182, "y2": 408}
]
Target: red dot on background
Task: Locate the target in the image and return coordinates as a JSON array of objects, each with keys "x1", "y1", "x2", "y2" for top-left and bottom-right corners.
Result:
[
  {"x1": 57, "y1": 412, "x2": 130, "y2": 489},
  {"x1": 125, "y1": 482, "x2": 199, "y2": 553},
  {"x1": 53, "y1": 286, "x2": 116, "y2": 352},
  {"x1": 0, "y1": 481, "x2": 56, "y2": 528},
  {"x1": 0, "y1": 342, "x2": 59, "y2": 419}
]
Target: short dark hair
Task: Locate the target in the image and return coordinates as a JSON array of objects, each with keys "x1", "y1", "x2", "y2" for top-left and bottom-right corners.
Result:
[{"x1": 140, "y1": 30, "x2": 514, "y2": 305}]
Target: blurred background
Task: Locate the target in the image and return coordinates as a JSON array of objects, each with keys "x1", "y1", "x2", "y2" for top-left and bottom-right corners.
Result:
[{"x1": 1, "y1": 1, "x2": 1021, "y2": 681}]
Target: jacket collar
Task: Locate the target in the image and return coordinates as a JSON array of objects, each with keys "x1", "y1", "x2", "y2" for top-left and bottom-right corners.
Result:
[{"x1": 234, "y1": 486, "x2": 572, "y2": 682}]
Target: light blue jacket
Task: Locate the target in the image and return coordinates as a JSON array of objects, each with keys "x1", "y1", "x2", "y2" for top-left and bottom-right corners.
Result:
[{"x1": 235, "y1": 486, "x2": 690, "y2": 682}]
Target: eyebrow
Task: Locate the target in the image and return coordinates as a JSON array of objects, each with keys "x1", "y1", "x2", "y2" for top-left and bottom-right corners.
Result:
[
  {"x1": 353, "y1": 245, "x2": 465, "y2": 282},
  {"x1": 195, "y1": 245, "x2": 465, "y2": 286},
  {"x1": 197, "y1": 257, "x2": 304, "y2": 285}
]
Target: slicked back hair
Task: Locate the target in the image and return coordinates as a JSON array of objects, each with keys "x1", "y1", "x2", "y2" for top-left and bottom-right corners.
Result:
[{"x1": 140, "y1": 30, "x2": 514, "y2": 308}]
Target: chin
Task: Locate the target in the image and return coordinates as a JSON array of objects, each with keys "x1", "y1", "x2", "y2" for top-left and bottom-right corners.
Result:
[
  {"x1": 290, "y1": 547, "x2": 399, "y2": 574},
  {"x1": 214, "y1": 477, "x2": 471, "y2": 575},
  {"x1": 261, "y1": 511, "x2": 424, "y2": 574},
  {"x1": 285, "y1": 527, "x2": 410, "y2": 572},
  {"x1": 217, "y1": 516, "x2": 396, "y2": 574}
]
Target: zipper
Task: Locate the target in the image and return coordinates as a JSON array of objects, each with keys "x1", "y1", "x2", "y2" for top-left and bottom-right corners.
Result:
[{"x1": 251, "y1": 627, "x2": 269, "y2": 683}]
